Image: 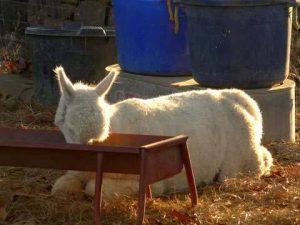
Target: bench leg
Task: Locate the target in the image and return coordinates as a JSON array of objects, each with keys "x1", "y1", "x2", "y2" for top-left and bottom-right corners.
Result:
[
  {"x1": 94, "y1": 153, "x2": 104, "y2": 225},
  {"x1": 137, "y1": 149, "x2": 147, "y2": 225},
  {"x1": 181, "y1": 143, "x2": 198, "y2": 207},
  {"x1": 146, "y1": 185, "x2": 152, "y2": 199}
]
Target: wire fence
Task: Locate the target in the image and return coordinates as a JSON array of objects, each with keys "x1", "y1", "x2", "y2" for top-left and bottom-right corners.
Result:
[
  {"x1": 0, "y1": 0, "x2": 112, "y2": 34},
  {"x1": 0, "y1": 0, "x2": 112, "y2": 72}
]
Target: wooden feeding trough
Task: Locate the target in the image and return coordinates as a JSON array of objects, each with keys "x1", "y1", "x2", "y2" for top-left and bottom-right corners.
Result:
[{"x1": 0, "y1": 128, "x2": 198, "y2": 225}]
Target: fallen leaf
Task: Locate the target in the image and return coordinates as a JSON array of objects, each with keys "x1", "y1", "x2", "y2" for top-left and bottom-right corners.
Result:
[
  {"x1": 284, "y1": 164, "x2": 300, "y2": 179},
  {"x1": 170, "y1": 209, "x2": 194, "y2": 224}
]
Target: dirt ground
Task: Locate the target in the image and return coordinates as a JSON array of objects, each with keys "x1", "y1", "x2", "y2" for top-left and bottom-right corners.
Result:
[{"x1": 0, "y1": 91, "x2": 299, "y2": 225}]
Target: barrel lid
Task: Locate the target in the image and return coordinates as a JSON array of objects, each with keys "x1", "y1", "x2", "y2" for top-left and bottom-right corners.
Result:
[
  {"x1": 175, "y1": 0, "x2": 300, "y2": 6},
  {"x1": 25, "y1": 25, "x2": 115, "y2": 37}
]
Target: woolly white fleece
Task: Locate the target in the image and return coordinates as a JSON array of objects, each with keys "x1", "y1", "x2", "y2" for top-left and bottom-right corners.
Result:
[{"x1": 52, "y1": 66, "x2": 273, "y2": 198}]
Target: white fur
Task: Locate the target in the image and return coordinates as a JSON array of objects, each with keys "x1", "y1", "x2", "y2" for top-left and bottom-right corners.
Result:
[
  {"x1": 52, "y1": 66, "x2": 273, "y2": 198},
  {"x1": 51, "y1": 174, "x2": 83, "y2": 198}
]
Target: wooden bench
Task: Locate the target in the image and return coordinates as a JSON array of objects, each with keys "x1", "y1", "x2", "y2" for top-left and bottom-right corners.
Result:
[{"x1": 0, "y1": 128, "x2": 198, "y2": 225}]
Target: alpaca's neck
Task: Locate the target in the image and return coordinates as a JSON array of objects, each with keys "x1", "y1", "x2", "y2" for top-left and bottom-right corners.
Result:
[
  {"x1": 95, "y1": 99, "x2": 114, "y2": 141},
  {"x1": 107, "y1": 103, "x2": 120, "y2": 134},
  {"x1": 109, "y1": 99, "x2": 144, "y2": 134}
]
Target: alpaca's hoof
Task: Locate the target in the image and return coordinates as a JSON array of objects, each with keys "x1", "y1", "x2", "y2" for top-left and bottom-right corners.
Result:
[
  {"x1": 51, "y1": 174, "x2": 83, "y2": 199},
  {"x1": 85, "y1": 179, "x2": 95, "y2": 197}
]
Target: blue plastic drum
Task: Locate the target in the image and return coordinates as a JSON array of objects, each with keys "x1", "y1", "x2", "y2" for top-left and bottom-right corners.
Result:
[
  {"x1": 113, "y1": 0, "x2": 190, "y2": 76},
  {"x1": 177, "y1": 0, "x2": 298, "y2": 88}
]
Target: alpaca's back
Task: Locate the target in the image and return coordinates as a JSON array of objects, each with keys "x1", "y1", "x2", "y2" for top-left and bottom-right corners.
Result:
[{"x1": 112, "y1": 89, "x2": 261, "y2": 138}]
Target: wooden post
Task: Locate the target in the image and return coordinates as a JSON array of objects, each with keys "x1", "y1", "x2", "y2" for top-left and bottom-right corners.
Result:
[
  {"x1": 181, "y1": 143, "x2": 198, "y2": 206},
  {"x1": 93, "y1": 153, "x2": 104, "y2": 225},
  {"x1": 137, "y1": 149, "x2": 147, "y2": 225}
]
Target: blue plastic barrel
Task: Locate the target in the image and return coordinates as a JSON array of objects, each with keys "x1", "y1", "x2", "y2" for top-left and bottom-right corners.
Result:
[
  {"x1": 177, "y1": 0, "x2": 299, "y2": 88},
  {"x1": 113, "y1": 0, "x2": 190, "y2": 76}
]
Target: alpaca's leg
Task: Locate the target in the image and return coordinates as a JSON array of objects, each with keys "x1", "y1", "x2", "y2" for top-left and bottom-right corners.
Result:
[
  {"x1": 218, "y1": 145, "x2": 271, "y2": 182},
  {"x1": 243, "y1": 146, "x2": 273, "y2": 177},
  {"x1": 51, "y1": 174, "x2": 83, "y2": 198},
  {"x1": 260, "y1": 146, "x2": 273, "y2": 176},
  {"x1": 218, "y1": 163, "x2": 243, "y2": 182},
  {"x1": 85, "y1": 175, "x2": 140, "y2": 199},
  {"x1": 217, "y1": 154, "x2": 246, "y2": 182},
  {"x1": 85, "y1": 178, "x2": 96, "y2": 197},
  {"x1": 52, "y1": 171, "x2": 95, "y2": 198}
]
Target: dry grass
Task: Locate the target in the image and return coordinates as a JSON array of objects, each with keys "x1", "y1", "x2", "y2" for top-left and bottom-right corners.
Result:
[
  {"x1": 0, "y1": 104, "x2": 299, "y2": 225},
  {"x1": 0, "y1": 103, "x2": 55, "y2": 130},
  {"x1": 0, "y1": 23, "x2": 300, "y2": 225}
]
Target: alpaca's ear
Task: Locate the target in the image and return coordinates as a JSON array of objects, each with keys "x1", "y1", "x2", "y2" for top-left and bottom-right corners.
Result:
[
  {"x1": 54, "y1": 66, "x2": 75, "y2": 100},
  {"x1": 95, "y1": 71, "x2": 118, "y2": 96}
]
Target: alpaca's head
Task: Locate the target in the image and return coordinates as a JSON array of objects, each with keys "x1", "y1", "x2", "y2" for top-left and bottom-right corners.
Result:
[{"x1": 54, "y1": 66, "x2": 118, "y2": 144}]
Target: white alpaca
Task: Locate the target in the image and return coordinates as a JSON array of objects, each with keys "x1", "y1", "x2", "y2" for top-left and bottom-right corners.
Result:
[{"x1": 51, "y1": 66, "x2": 273, "y2": 199}]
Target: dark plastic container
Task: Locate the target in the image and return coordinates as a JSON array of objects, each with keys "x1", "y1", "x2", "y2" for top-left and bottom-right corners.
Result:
[
  {"x1": 26, "y1": 26, "x2": 117, "y2": 105},
  {"x1": 177, "y1": 0, "x2": 299, "y2": 88},
  {"x1": 113, "y1": 0, "x2": 190, "y2": 76}
]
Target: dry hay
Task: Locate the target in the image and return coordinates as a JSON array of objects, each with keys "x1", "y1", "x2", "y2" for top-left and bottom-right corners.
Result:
[
  {"x1": 0, "y1": 6, "x2": 300, "y2": 225},
  {"x1": 0, "y1": 102, "x2": 55, "y2": 130},
  {"x1": 0, "y1": 103, "x2": 299, "y2": 225},
  {"x1": 0, "y1": 74, "x2": 33, "y2": 107}
]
